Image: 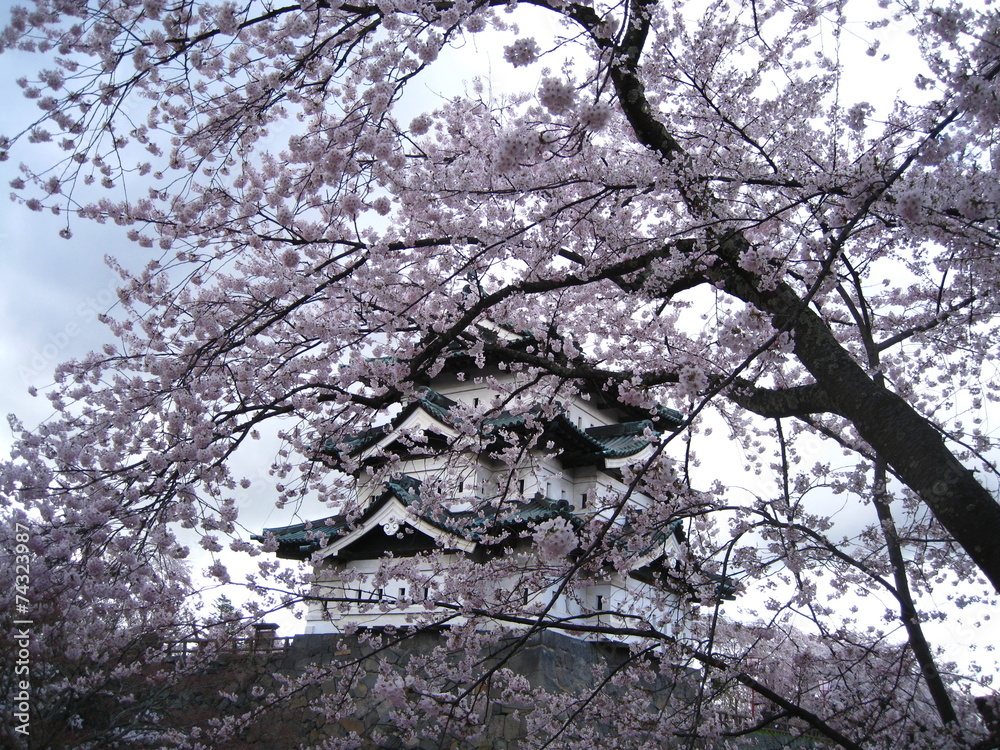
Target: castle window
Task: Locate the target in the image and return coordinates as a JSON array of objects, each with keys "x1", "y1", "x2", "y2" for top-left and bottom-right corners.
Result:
[
  {"x1": 580, "y1": 493, "x2": 587, "y2": 509},
  {"x1": 398, "y1": 587, "x2": 406, "y2": 600},
  {"x1": 596, "y1": 595, "x2": 604, "y2": 610},
  {"x1": 518, "y1": 479, "x2": 525, "y2": 493}
]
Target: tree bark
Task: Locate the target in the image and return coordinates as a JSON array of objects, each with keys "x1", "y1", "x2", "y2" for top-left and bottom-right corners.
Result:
[{"x1": 718, "y1": 264, "x2": 1000, "y2": 592}]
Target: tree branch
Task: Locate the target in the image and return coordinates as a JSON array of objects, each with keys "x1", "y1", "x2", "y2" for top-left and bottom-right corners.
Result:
[{"x1": 727, "y1": 379, "x2": 840, "y2": 419}]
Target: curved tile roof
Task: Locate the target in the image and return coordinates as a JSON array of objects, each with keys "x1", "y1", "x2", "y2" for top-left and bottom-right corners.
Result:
[
  {"x1": 253, "y1": 474, "x2": 578, "y2": 560},
  {"x1": 324, "y1": 388, "x2": 679, "y2": 471}
]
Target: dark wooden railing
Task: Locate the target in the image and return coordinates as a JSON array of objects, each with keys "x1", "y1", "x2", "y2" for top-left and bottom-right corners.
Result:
[
  {"x1": 164, "y1": 636, "x2": 293, "y2": 658},
  {"x1": 163, "y1": 624, "x2": 292, "y2": 660}
]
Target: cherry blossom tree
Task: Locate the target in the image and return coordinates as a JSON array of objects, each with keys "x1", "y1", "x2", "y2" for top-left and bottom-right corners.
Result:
[{"x1": 2, "y1": 0, "x2": 1000, "y2": 747}]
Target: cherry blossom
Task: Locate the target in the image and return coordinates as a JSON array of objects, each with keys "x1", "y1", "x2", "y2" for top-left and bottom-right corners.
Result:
[
  {"x1": 1, "y1": 0, "x2": 999, "y2": 747},
  {"x1": 503, "y1": 37, "x2": 540, "y2": 67}
]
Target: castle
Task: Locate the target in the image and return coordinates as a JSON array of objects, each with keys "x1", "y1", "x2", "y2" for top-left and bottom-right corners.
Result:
[{"x1": 257, "y1": 324, "x2": 691, "y2": 641}]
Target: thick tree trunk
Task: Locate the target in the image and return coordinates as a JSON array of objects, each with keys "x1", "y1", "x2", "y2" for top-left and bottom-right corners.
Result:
[{"x1": 721, "y1": 266, "x2": 1000, "y2": 592}]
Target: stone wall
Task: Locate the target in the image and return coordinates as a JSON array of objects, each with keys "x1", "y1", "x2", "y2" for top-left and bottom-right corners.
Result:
[
  {"x1": 21, "y1": 627, "x2": 827, "y2": 749},
  {"x1": 177, "y1": 629, "x2": 669, "y2": 749}
]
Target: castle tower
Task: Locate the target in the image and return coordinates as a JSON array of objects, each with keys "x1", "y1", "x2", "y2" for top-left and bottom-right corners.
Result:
[{"x1": 256, "y1": 325, "x2": 689, "y2": 639}]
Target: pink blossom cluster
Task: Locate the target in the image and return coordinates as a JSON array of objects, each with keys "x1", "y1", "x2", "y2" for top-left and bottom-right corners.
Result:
[
  {"x1": 409, "y1": 114, "x2": 432, "y2": 135},
  {"x1": 493, "y1": 129, "x2": 538, "y2": 172},
  {"x1": 503, "y1": 37, "x2": 540, "y2": 67},
  {"x1": 538, "y1": 76, "x2": 576, "y2": 115},
  {"x1": 578, "y1": 101, "x2": 612, "y2": 131},
  {"x1": 896, "y1": 189, "x2": 923, "y2": 222},
  {"x1": 532, "y1": 518, "x2": 577, "y2": 561}
]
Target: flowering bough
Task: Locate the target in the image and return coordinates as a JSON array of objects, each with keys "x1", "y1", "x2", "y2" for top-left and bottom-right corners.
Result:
[{"x1": 2, "y1": 0, "x2": 1000, "y2": 747}]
